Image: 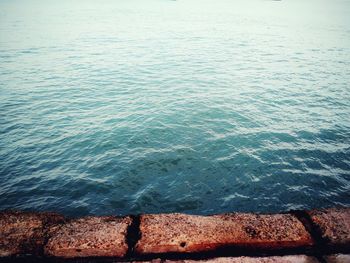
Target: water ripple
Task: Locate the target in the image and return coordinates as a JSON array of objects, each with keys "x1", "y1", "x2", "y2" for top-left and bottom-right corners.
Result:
[{"x1": 0, "y1": 0, "x2": 350, "y2": 216}]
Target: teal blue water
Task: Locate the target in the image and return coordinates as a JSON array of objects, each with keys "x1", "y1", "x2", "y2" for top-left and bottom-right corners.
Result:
[{"x1": 0, "y1": 0, "x2": 350, "y2": 216}]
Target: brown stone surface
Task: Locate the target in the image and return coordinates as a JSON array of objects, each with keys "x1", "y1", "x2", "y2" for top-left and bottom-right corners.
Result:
[
  {"x1": 44, "y1": 216, "x2": 132, "y2": 258},
  {"x1": 307, "y1": 207, "x2": 350, "y2": 246},
  {"x1": 135, "y1": 213, "x2": 313, "y2": 254},
  {"x1": 324, "y1": 254, "x2": 350, "y2": 263},
  {"x1": 0, "y1": 210, "x2": 65, "y2": 257},
  {"x1": 165, "y1": 255, "x2": 319, "y2": 263}
]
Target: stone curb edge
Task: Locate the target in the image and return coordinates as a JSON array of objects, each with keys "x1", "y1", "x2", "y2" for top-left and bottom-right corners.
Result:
[{"x1": 0, "y1": 207, "x2": 349, "y2": 262}]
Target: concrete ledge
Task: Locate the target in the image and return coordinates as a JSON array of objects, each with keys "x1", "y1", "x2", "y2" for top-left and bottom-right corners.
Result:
[
  {"x1": 0, "y1": 211, "x2": 65, "y2": 257},
  {"x1": 44, "y1": 216, "x2": 132, "y2": 258},
  {"x1": 135, "y1": 213, "x2": 313, "y2": 254},
  {"x1": 307, "y1": 208, "x2": 350, "y2": 248},
  {"x1": 0, "y1": 207, "x2": 349, "y2": 261}
]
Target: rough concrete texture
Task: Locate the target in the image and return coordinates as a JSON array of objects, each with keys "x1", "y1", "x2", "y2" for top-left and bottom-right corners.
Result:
[
  {"x1": 307, "y1": 207, "x2": 350, "y2": 246},
  {"x1": 45, "y1": 216, "x2": 132, "y2": 258},
  {"x1": 164, "y1": 255, "x2": 319, "y2": 263},
  {"x1": 324, "y1": 254, "x2": 350, "y2": 263},
  {"x1": 0, "y1": 210, "x2": 65, "y2": 257},
  {"x1": 135, "y1": 213, "x2": 313, "y2": 254}
]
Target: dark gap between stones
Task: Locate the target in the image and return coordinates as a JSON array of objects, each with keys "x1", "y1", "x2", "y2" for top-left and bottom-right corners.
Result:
[
  {"x1": 290, "y1": 210, "x2": 326, "y2": 247},
  {"x1": 292, "y1": 210, "x2": 350, "y2": 255},
  {"x1": 290, "y1": 210, "x2": 328, "y2": 263},
  {"x1": 41, "y1": 215, "x2": 67, "y2": 258},
  {"x1": 125, "y1": 215, "x2": 141, "y2": 258}
]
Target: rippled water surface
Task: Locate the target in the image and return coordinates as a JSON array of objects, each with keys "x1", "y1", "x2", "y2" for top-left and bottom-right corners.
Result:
[{"x1": 1, "y1": 0, "x2": 350, "y2": 216}]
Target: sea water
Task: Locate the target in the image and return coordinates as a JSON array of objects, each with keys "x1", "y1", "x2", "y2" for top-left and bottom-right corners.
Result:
[{"x1": 0, "y1": 0, "x2": 349, "y2": 216}]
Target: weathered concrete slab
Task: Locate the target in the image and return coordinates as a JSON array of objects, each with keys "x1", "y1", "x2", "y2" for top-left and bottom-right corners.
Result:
[
  {"x1": 135, "y1": 213, "x2": 313, "y2": 254},
  {"x1": 0, "y1": 211, "x2": 65, "y2": 257},
  {"x1": 324, "y1": 254, "x2": 350, "y2": 263},
  {"x1": 45, "y1": 216, "x2": 132, "y2": 258},
  {"x1": 307, "y1": 207, "x2": 350, "y2": 246},
  {"x1": 165, "y1": 255, "x2": 319, "y2": 263}
]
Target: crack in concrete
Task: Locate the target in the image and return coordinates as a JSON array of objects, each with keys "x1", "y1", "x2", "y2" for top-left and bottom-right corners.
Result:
[{"x1": 126, "y1": 215, "x2": 141, "y2": 259}]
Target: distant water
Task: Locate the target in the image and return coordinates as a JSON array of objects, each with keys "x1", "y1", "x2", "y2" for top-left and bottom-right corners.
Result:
[{"x1": 0, "y1": 0, "x2": 349, "y2": 217}]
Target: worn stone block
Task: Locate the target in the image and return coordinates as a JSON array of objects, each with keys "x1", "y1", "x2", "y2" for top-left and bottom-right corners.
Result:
[
  {"x1": 0, "y1": 210, "x2": 65, "y2": 257},
  {"x1": 307, "y1": 207, "x2": 350, "y2": 246},
  {"x1": 44, "y1": 216, "x2": 132, "y2": 258},
  {"x1": 135, "y1": 213, "x2": 313, "y2": 254},
  {"x1": 165, "y1": 255, "x2": 319, "y2": 263}
]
